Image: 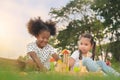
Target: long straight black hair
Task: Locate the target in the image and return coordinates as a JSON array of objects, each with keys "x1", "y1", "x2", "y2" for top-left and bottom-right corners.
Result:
[{"x1": 78, "y1": 33, "x2": 96, "y2": 60}]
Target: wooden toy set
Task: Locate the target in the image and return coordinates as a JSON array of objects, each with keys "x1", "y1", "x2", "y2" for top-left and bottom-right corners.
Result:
[{"x1": 50, "y1": 49, "x2": 88, "y2": 73}]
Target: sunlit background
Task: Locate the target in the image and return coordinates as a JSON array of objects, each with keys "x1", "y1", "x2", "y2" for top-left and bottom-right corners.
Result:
[{"x1": 0, "y1": 0, "x2": 69, "y2": 59}]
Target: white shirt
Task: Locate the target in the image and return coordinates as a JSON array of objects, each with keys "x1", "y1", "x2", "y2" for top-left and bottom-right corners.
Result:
[
  {"x1": 71, "y1": 50, "x2": 80, "y2": 68},
  {"x1": 27, "y1": 41, "x2": 57, "y2": 69},
  {"x1": 71, "y1": 50, "x2": 92, "y2": 68}
]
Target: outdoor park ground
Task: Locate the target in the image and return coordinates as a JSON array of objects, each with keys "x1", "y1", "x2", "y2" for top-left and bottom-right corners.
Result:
[{"x1": 0, "y1": 57, "x2": 120, "y2": 80}]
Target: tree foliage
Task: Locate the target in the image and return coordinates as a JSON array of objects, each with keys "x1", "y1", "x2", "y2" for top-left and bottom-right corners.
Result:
[
  {"x1": 50, "y1": 0, "x2": 105, "y2": 53},
  {"x1": 50, "y1": 0, "x2": 93, "y2": 22},
  {"x1": 92, "y1": 0, "x2": 120, "y2": 41},
  {"x1": 109, "y1": 41, "x2": 120, "y2": 61},
  {"x1": 49, "y1": 0, "x2": 120, "y2": 60},
  {"x1": 92, "y1": 0, "x2": 120, "y2": 60}
]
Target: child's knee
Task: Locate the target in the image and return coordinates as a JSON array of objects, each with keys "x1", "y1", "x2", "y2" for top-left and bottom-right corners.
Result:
[
  {"x1": 82, "y1": 58, "x2": 99, "y2": 72},
  {"x1": 96, "y1": 60, "x2": 106, "y2": 67},
  {"x1": 82, "y1": 57, "x2": 93, "y2": 64}
]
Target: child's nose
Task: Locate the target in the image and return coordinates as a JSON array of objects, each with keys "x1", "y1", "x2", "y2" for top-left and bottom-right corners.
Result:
[{"x1": 81, "y1": 45, "x2": 86, "y2": 49}]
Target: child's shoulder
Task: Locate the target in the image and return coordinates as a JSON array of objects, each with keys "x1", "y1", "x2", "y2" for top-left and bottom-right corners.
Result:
[
  {"x1": 72, "y1": 50, "x2": 80, "y2": 55},
  {"x1": 73, "y1": 50, "x2": 79, "y2": 53}
]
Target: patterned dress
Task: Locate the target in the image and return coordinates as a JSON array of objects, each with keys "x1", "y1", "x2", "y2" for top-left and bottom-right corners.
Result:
[{"x1": 27, "y1": 41, "x2": 57, "y2": 70}]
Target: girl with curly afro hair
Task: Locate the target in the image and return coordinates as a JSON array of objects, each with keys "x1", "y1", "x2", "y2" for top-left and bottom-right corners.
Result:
[{"x1": 26, "y1": 17, "x2": 59, "y2": 71}]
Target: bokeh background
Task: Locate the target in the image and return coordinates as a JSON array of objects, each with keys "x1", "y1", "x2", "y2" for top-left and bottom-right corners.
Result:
[{"x1": 0, "y1": 0, "x2": 69, "y2": 59}]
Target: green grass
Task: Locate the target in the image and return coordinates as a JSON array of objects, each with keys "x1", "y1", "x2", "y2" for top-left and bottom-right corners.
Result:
[
  {"x1": 0, "y1": 57, "x2": 120, "y2": 80},
  {"x1": 0, "y1": 71, "x2": 119, "y2": 80},
  {"x1": 0, "y1": 57, "x2": 20, "y2": 71},
  {"x1": 111, "y1": 58, "x2": 120, "y2": 72}
]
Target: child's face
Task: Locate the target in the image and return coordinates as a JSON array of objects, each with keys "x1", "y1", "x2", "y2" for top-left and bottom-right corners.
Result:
[
  {"x1": 78, "y1": 37, "x2": 93, "y2": 54},
  {"x1": 36, "y1": 30, "x2": 50, "y2": 48}
]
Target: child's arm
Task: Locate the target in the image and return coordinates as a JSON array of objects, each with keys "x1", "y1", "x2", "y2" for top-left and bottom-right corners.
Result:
[
  {"x1": 52, "y1": 53, "x2": 60, "y2": 61},
  {"x1": 69, "y1": 57, "x2": 75, "y2": 69},
  {"x1": 27, "y1": 52, "x2": 47, "y2": 71}
]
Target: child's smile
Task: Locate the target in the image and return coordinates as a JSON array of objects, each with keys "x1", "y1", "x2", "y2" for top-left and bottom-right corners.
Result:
[{"x1": 36, "y1": 31, "x2": 50, "y2": 48}]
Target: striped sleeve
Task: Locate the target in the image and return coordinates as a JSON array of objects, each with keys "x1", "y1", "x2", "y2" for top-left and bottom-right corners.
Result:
[
  {"x1": 27, "y1": 43, "x2": 36, "y2": 53},
  {"x1": 48, "y1": 45, "x2": 57, "y2": 55}
]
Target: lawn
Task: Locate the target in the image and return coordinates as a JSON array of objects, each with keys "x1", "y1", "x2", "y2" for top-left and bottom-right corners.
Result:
[{"x1": 0, "y1": 57, "x2": 120, "y2": 80}]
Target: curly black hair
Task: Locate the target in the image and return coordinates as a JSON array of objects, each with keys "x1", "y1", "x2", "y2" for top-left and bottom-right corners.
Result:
[{"x1": 27, "y1": 17, "x2": 56, "y2": 36}]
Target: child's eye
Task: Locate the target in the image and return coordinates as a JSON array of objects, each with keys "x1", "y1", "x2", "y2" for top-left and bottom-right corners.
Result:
[
  {"x1": 85, "y1": 44, "x2": 88, "y2": 46},
  {"x1": 80, "y1": 43, "x2": 83, "y2": 45}
]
